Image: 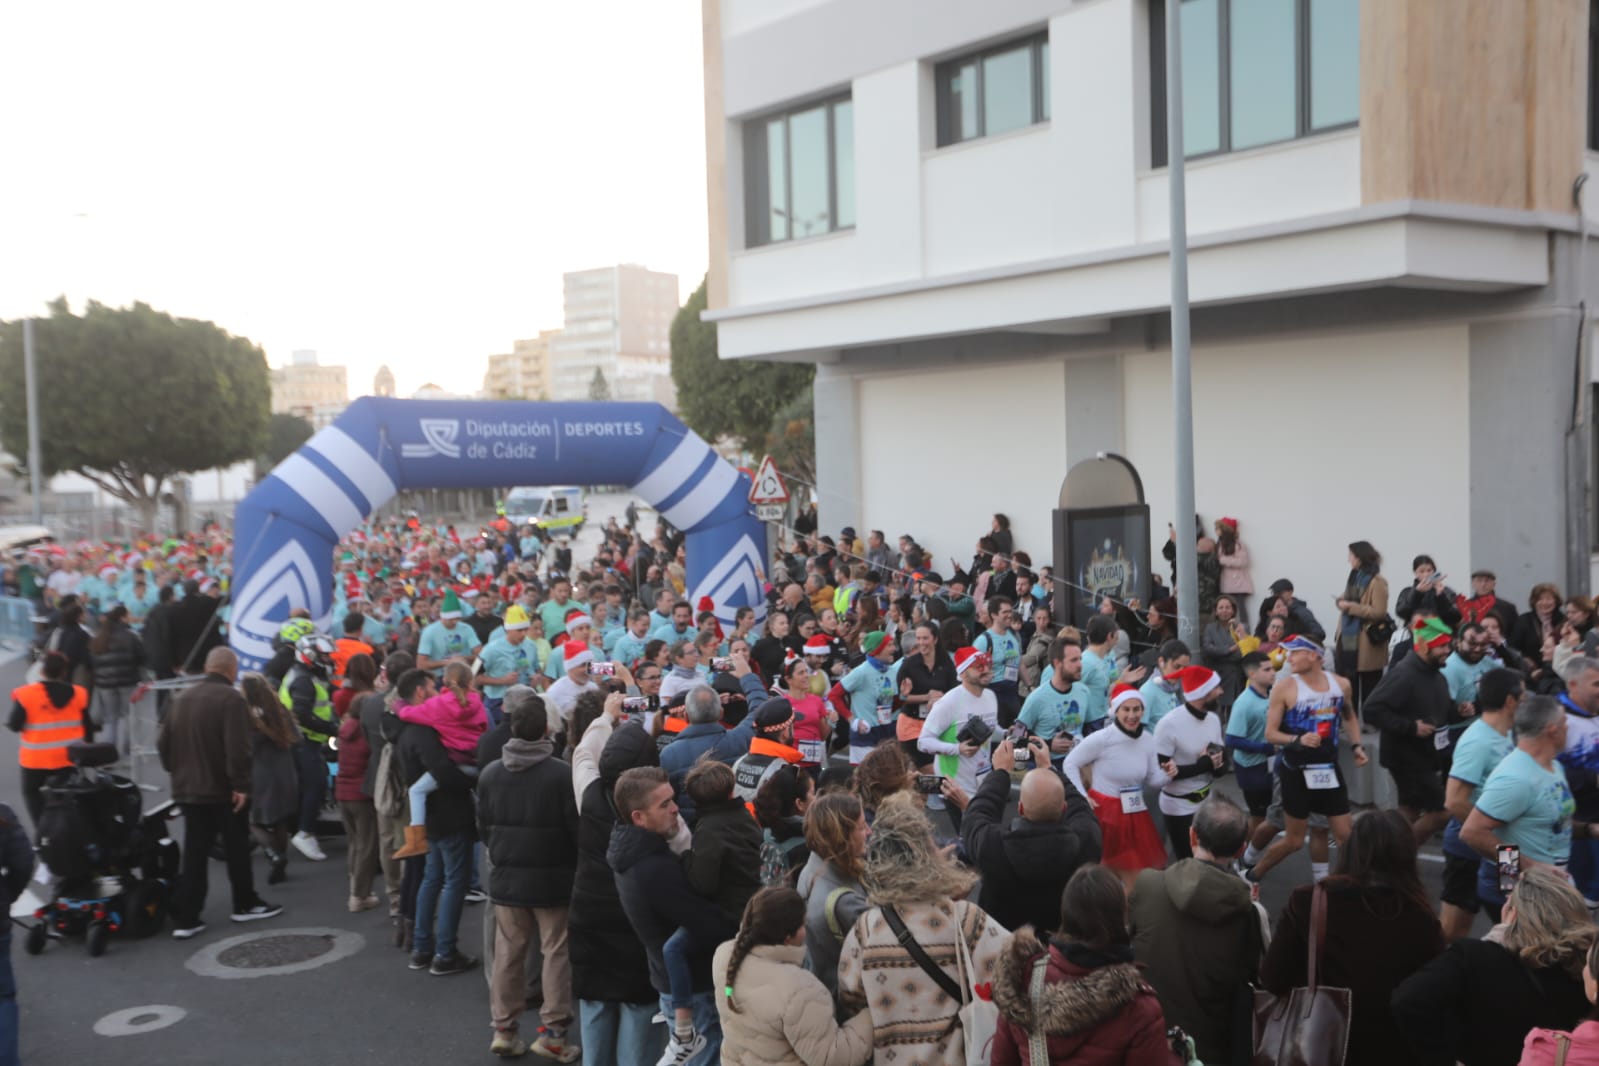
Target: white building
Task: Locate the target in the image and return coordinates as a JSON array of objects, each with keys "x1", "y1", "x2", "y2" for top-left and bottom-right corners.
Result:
[
  {"x1": 549, "y1": 264, "x2": 680, "y2": 405},
  {"x1": 700, "y1": 0, "x2": 1599, "y2": 615}
]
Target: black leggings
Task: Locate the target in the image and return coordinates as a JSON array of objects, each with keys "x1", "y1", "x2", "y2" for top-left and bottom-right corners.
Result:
[
  {"x1": 18, "y1": 768, "x2": 52, "y2": 836},
  {"x1": 1166, "y1": 813, "x2": 1194, "y2": 860}
]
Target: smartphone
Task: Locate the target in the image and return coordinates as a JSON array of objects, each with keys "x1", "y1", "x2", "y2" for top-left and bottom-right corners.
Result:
[
  {"x1": 1205, "y1": 743, "x2": 1224, "y2": 756},
  {"x1": 914, "y1": 774, "x2": 945, "y2": 794},
  {"x1": 589, "y1": 661, "x2": 616, "y2": 679},
  {"x1": 1497, "y1": 844, "x2": 1520, "y2": 894},
  {"x1": 622, "y1": 696, "x2": 649, "y2": 713},
  {"x1": 711, "y1": 657, "x2": 733, "y2": 672},
  {"x1": 1005, "y1": 722, "x2": 1029, "y2": 746}
]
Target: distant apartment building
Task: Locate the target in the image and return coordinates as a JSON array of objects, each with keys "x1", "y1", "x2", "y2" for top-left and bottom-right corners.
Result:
[
  {"x1": 549, "y1": 264, "x2": 680, "y2": 404},
  {"x1": 270, "y1": 349, "x2": 348, "y2": 422},
  {"x1": 484, "y1": 330, "x2": 559, "y2": 400}
]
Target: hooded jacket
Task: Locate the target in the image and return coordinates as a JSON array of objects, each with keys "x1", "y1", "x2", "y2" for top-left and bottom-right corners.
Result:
[
  {"x1": 685, "y1": 796, "x2": 763, "y2": 926},
  {"x1": 1129, "y1": 858, "x2": 1263, "y2": 1063},
  {"x1": 608, "y1": 821, "x2": 728, "y2": 996},
  {"x1": 962, "y1": 766, "x2": 1102, "y2": 935},
  {"x1": 476, "y1": 737, "x2": 578, "y2": 909},
  {"x1": 990, "y1": 929, "x2": 1177, "y2": 1066}
]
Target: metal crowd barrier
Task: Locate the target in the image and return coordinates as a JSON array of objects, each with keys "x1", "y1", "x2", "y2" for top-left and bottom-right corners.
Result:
[{"x1": 0, "y1": 597, "x2": 36, "y2": 652}]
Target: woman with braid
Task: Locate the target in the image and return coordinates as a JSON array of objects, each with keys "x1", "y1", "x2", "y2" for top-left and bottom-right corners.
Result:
[{"x1": 711, "y1": 886, "x2": 873, "y2": 1065}]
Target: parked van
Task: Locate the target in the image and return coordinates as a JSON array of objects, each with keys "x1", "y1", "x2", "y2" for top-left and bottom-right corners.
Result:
[{"x1": 503, "y1": 486, "x2": 585, "y2": 535}]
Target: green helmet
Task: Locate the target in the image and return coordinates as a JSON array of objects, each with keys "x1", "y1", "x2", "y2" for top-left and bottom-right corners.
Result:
[{"x1": 278, "y1": 618, "x2": 316, "y2": 645}]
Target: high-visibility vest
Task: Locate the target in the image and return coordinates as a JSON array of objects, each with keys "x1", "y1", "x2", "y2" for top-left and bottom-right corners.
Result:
[
  {"x1": 332, "y1": 638, "x2": 374, "y2": 682},
  {"x1": 13, "y1": 683, "x2": 88, "y2": 770},
  {"x1": 279, "y1": 672, "x2": 334, "y2": 745}
]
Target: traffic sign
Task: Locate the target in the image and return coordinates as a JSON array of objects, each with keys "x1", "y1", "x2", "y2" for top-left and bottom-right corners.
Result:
[
  {"x1": 748, "y1": 456, "x2": 790, "y2": 505},
  {"x1": 755, "y1": 503, "x2": 785, "y2": 522}
]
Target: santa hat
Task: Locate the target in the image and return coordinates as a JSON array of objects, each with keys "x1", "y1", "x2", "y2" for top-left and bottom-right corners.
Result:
[
  {"x1": 503, "y1": 605, "x2": 531, "y2": 631},
  {"x1": 803, "y1": 634, "x2": 832, "y2": 656},
  {"x1": 1217, "y1": 517, "x2": 1239, "y2": 530},
  {"x1": 99, "y1": 565, "x2": 120, "y2": 580},
  {"x1": 1169, "y1": 665, "x2": 1221, "y2": 703},
  {"x1": 782, "y1": 648, "x2": 799, "y2": 668},
  {"x1": 188, "y1": 569, "x2": 206, "y2": 583},
  {"x1": 954, "y1": 647, "x2": 991, "y2": 677},
  {"x1": 696, "y1": 595, "x2": 724, "y2": 641},
  {"x1": 564, "y1": 608, "x2": 592, "y2": 633},
  {"x1": 562, "y1": 640, "x2": 593, "y2": 671},
  {"x1": 1109, "y1": 683, "x2": 1143, "y2": 714},
  {"x1": 439, "y1": 589, "x2": 463, "y2": 620},
  {"x1": 198, "y1": 576, "x2": 218, "y2": 595}
]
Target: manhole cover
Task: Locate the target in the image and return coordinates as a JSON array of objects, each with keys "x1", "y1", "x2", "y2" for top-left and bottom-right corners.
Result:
[{"x1": 216, "y1": 934, "x2": 336, "y2": 969}]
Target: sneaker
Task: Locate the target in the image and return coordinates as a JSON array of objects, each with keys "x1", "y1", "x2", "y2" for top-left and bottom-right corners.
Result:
[
  {"x1": 231, "y1": 901, "x2": 284, "y2": 923},
  {"x1": 408, "y1": 950, "x2": 432, "y2": 970},
  {"x1": 530, "y1": 1029, "x2": 580, "y2": 1063},
  {"x1": 348, "y1": 895, "x2": 380, "y2": 913},
  {"x1": 428, "y1": 950, "x2": 478, "y2": 976},
  {"x1": 464, "y1": 888, "x2": 488, "y2": 904},
  {"x1": 290, "y1": 831, "x2": 327, "y2": 861},
  {"x1": 171, "y1": 922, "x2": 206, "y2": 940},
  {"x1": 491, "y1": 1029, "x2": 528, "y2": 1058},
  {"x1": 655, "y1": 1030, "x2": 706, "y2": 1066}
]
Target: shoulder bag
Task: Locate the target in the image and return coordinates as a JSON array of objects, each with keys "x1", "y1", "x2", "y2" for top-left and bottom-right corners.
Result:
[
  {"x1": 881, "y1": 902, "x2": 996, "y2": 1066},
  {"x1": 1027, "y1": 953, "x2": 1050, "y2": 1064},
  {"x1": 1251, "y1": 883, "x2": 1351, "y2": 1066}
]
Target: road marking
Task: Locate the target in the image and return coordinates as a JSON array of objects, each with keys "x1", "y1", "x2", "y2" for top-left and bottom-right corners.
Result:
[
  {"x1": 184, "y1": 927, "x2": 364, "y2": 980},
  {"x1": 94, "y1": 1005, "x2": 187, "y2": 1037}
]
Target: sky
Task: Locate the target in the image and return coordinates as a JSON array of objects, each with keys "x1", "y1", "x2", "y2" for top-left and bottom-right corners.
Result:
[{"x1": 0, "y1": 1, "x2": 710, "y2": 399}]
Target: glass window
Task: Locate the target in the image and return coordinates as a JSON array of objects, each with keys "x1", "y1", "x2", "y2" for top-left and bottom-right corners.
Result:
[
  {"x1": 1180, "y1": 0, "x2": 1223, "y2": 156},
  {"x1": 935, "y1": 33, "x2": 1050, "y2": 147},
  {"x1": 788, "y1": 105, "x2": 830, "y2": 239},
  {"x1": 1230, "y1": 0, "x2": 1297, "y2": 149},
  {"x1": 1309, "y1": 0, "x2": 1360, "y2": 129},
  {"x1": 764, "y1": 119, "x2": 788, "y2": 244},
  {"x1": 833, "y1": 100, "x2": 855, "y2": 229},
  {"x1": 744, "y1": 94, "x2": 853, "y2": 248}
]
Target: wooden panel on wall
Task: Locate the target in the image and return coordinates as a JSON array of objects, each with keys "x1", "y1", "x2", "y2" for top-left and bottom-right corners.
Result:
[{"x1": 1362, "y1": 0, "x2": 1585, "y2": 214}]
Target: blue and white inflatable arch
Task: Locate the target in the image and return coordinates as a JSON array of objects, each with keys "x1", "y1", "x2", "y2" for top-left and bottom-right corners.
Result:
[{"x1": 229, "y1": 398, "x2": 766, "y2": 670}]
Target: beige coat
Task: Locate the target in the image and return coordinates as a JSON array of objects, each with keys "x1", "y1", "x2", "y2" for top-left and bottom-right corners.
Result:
[
  {"x1": 1339, "y1": 573, "x2": 1391, "y2": 673},
  {"x1": 712, "y1": 941, "x2": 874, "y2": 1066}
]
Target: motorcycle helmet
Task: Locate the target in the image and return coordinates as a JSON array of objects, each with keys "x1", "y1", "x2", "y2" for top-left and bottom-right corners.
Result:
[
  {"x1": 277, "y1": 617, "x2": 315, "y2": 647},
  {"x1": 294, "y1": 633, "x2": 335, "y2": 674}
]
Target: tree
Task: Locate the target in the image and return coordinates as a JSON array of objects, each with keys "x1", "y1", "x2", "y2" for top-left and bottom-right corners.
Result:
[
  {"x1": 257, "y1": 412, "x2": 314, "y2": 478},
  {"x1": 766, "y1": 390, "x2": 816, "y2": 488},
  {"x1": 588, "y1": 368, "x2": 611, "y2": 401},
  {"x1": 670, "y1": 277, "x2": 815, "y2": 452},
  {"x1": 0, "y1": 299, "x2": 271, "y2": 533}
]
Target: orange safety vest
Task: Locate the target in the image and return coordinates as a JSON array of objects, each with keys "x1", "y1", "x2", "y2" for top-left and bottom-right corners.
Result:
[{"x1": 14, "y1": 683, "x2": 88, "y2": 770}]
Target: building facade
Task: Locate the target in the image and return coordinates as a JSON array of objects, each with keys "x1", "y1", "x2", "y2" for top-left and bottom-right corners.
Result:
[
  {"x1": 484, "y1": 329, "x2": 558, "y2": 400},
  {"x1": 270, "y1": 349, "x2": 349, "y2": 421},
  {"x1": 701, "y1": 0, "x2": 1599, "y2": 613},
  {"x1": 549, "y1": 264, "x2": 680, "y2": 404}
]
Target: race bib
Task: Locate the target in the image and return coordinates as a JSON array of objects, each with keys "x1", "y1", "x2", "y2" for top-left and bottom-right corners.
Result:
[
  {"x1": 1119, "y1": 787, "x2": 1147, "y2": 814},
  {"x1": 797, "y1": 739, "x2": 824, "y2": 764},
  {"x1": 1304, "y1": 764, "x2": 1338, "y2": 791},
  {"x1": 1434, "y1": 729, "x2": 1451, "y2": 752}
]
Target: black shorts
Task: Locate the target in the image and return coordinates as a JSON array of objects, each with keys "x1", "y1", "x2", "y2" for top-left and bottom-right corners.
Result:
[
  {"x1": 1234, "y1": 761, "x2": 1273, "y2": 818},
  {"x1": 1440, "y1": 852, "x2": 1482, "y2": 912},
  {"x1": 1277, "y1": 762, "x2": 1351, "y2": 820},
  {"x1": 1391, "y1": 765, "x2": 1445, "y2": 813}
]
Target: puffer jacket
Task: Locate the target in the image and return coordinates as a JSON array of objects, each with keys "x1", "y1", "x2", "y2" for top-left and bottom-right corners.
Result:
[
  {"x1": 712, "y1": 941, "x2": 874, "y2": 1066},
  {"x1": 90, "y1": 626, "x2": 144, "y2": 688},
  {"x1": 334, "y1": 713, "x2": 372, "y2": 802},
  {"x1": 475, "y1": 738, "x2": 577, "y2": 909},
  {"x1": 991, "y1": 930, "x2": 1178, "y2": 1066}
]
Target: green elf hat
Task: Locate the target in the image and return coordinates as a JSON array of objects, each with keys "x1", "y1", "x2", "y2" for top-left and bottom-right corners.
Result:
[
  {"x1": 439, "y1": 588, "x2": 463, "y2": 620},
  {"x1": 1412, "y1": 615, "x2": 1453, "y2": 649}
]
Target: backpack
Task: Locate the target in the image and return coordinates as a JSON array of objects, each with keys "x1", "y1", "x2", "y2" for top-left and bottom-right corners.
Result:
[
  {"x1": 373, "y1": 731, "x2": 407, "y2": 821},
  {"x1": 758, "y1": 828, "x2": 804, "y2": 887}
]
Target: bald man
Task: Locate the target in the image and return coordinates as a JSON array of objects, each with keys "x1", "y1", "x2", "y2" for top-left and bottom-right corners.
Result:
[
  {"x1": 159, "y1": 646, "x2": 283, "y2": 937},
  {"x1": 944, "y1": 735, "x2": 1103, "y2": 933}
]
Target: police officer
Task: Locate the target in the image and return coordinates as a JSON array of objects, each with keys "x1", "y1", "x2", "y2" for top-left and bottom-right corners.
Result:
[{"x1": 281, "y1": 633, "x2": 337, "y2": 862}]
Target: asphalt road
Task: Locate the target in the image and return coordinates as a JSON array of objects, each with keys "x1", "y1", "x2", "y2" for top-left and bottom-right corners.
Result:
[{"x1": 3, "y1": 493, "x2": 1480, "y2": 1064}]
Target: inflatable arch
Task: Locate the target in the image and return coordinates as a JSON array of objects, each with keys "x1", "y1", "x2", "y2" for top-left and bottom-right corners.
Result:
[{"x1": 229, "y1": 397, "x2": 766, "y2": 670}]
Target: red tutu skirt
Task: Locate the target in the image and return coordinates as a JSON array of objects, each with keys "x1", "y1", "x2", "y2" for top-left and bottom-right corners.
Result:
[{"x1": 1090, "y1": 790, "x2": 1168, "y2": 872}]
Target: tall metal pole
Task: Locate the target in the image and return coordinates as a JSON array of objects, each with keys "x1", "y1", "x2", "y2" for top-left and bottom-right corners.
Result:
[
  {"x1": 1166, "y1": 0, "x2": 1198, "y2": 644},
  {"x1": 24, "y1": 319, "x2": 43, "y2": 526}
]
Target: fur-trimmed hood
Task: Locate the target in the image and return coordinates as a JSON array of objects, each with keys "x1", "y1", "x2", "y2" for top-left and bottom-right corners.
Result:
[{"x1": 991, "y1": 929, "x2": 1144, "y2": 1035}]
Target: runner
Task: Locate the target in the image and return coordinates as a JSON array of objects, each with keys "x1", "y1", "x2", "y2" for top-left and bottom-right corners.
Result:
[{"x1": 1063, "y1": 683, "x2": 1176, "y2": 891}]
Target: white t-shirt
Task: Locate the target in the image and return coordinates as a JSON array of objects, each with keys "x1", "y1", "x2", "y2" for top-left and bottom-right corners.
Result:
[
  {"x1": 1153, "y1": 707, "x2": 1224, "y2": 816},
  {"x1": 918, "y1": 685, "x2": 999, "y2": 795},
  {"x1": 1063, "y1": 723, "x2": 1169, "y2": 799},
  {"x1": 47, "y1": 570, "x2": 79, "y2": 598},
  {"x1": 544, "y1": 675, "x2": 598, "y2": 735}
]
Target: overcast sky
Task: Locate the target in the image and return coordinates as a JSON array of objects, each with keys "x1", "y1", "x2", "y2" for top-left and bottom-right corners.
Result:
[{"x1": 0, "y1": 1, "x2": 709, "y2": 399}]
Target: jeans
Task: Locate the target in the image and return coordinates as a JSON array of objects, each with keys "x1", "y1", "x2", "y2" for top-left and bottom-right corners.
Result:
[
  {"x1": 293, "y1": 739, "x2": 327, "y2": 835},
  {"x1": 0, "y1": 929, "x2": 17, "y2": 1066},
  {"x1": 579, "y1": 999, "x2": 664, "y2": 1066},
  {"x1": 174, "y1": 802, "x2": 257, "y2": 927},
  {"x1": 661, "y1": 927, "x2": 697, "y2": 1011},
  {"x1": 657, "y1": 991, "x2": 721, "y2": 1065},
  {"x1": 408, "y1": 772, "x2": 438, "y2": 826},
  {"x1": 484, "y1": 697, "x2": 503, "y2": 727},
  {"x1": 413, "y1": 831, "x2": 470, "y2": 959}
]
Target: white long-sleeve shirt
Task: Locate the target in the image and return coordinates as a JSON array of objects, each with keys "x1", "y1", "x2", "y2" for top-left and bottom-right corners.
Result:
[
  {"x1": 918, "y1": 684, "x2": 999, "y2": 795},
  {"x1": 1063, "y1": 724, "x2": 1170, "y2": 799},
  {"x1": 1153, "y1": 707, "x2": 1224, "y2": 816}
]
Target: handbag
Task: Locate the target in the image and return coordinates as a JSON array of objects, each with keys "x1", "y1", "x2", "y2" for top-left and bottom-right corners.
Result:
[
  {"x1": 881, "y1": 903, "x2": 996, "y2": 1066},
  {"x1": 1364, "y1": 615, "x2": 1396, "y2": 647},
  {"x1": 1251, "y1": 883, "x2": 1351, "y2": 1066}
]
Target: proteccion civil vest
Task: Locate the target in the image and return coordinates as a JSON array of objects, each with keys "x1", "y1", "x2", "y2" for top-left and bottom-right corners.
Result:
[
  {"x1": 732, "y1": 737, "x2": 804, "y2": 803},
  {"x1": 14, "y1": 683, "x2": 88, "y2": 770},
  {"x1": 279, "y1": 671, "x2": 335, "y2": 745}
]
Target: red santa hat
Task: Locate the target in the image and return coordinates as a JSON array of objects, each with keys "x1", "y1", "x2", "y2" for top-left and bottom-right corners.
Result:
[
  {"x1": 564, "y1": 608, "x2": 592, "y2": 633},
  {"x1": 1109, "y1": 683, "x2": 1143, "y2": 714},
  {"x1": 803, "y1": 634, "x2": 832, "y2": 656},
  {"x1": 1168, "y1": 665, "x2": 1221, "y2": 703},
  {"x1": 562, "y1": 640, "x2": 593, "y2": 671},
  {"x1": 696, "y1": 595, "x2": 724, "y2": 641},
  {"x1": 954, "y1": 647, "x2": 990, "y2": 677}
]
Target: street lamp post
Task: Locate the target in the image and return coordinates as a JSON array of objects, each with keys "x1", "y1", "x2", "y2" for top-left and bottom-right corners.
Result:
[{"x1": 1165, "y1": 0, "x2": 1198, "y2": 644}]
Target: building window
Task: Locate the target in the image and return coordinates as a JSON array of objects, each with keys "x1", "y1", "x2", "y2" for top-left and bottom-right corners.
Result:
[
  {"x1": 935, "y1": 33, "x2": 1051, "y2": 147},
  {"x1": 1151, "y1": 0, "x2": 1358, "y2": 166},
  {"x1": 744, "y1": 95, "x2": 854, "y2": 247}
]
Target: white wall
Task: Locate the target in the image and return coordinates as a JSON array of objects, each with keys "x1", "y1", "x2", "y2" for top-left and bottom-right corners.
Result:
[
  {"x1": 1120, "y1": 325, "x2": 1472, "y2": 623},
  {"x1": 856, "y1": 359, "x2": 1067, "y2": 575}
]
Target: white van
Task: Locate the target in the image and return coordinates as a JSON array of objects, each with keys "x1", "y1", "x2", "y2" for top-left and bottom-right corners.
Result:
[{"x1": 503, "y1": 486, "x2": 586, "y2": 536}]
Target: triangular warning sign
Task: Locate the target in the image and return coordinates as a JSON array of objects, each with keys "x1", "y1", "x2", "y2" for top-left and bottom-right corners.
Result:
[{"x1": 748, "y1": 455, "x2": 790, "y2": 505}]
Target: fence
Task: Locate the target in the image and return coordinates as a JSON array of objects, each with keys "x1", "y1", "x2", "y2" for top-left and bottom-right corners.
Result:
[{"x1": 0, "y1": 596, "x2": 36, "y2": 652}]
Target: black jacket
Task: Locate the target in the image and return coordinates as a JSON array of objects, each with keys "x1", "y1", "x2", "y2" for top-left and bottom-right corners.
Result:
[
  {"x1": 1254, "y1": 596, "x2": 1327, "y2": 643},
  {"x1": 608, "y1": 822, "x2": 727, "y2": 996},
  {"x1": 171, "y1": 595, "x2": 223, "y2": 672},
  {"x1": 682, "y1": 798, "x2": 763, "y2": 926},
  {"x1": 143, "y1": 604, "x2": 177, "y2": 677},
  {"x1": 1363, "y1": 652, "x2": 1453, "y2": 771},
  {"x1": 90, "y1": 626, "x2": 144, "y2": 688},
  {"x1": 961, "y1": 767, "x2": 1103, "y2": 934},
  {"x1": 394, "y1": 722, "x2": 477, "y2": 841},
  {"x1": 1391, "y1": 936, "x2": 1589, "y2": 1066},
  {"x1": 477, "y1": 719, "x2": 512, "y2": 769},
  {"x1": 475, "y1": 739, "x2": 578, "y2": 909},
  {"x1": 1395, "y1": 583, "x2": 1463, "y2": 629},
  {"x1": 0, "y1": 804, "x2": 35, "y2": 907}
]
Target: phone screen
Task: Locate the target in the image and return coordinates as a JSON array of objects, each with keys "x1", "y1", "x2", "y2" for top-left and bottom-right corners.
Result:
[
  {"x1": 914, "y1": 774, "x2": 944, "y2": 794},
  {"x1": 1497, "y1": 844, "x2": 1520, "y2": 894}
]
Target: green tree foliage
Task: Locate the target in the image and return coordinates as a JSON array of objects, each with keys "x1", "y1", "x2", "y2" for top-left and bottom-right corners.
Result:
[
  {"x1": 670, "y1": 278, "x2": 815, "y2": 452},
  {"x1": 589, "y1": 367, "x2": 612, "y2": 401},
  {"x1": 259, "y1": 413, "x2": 314, "y2": 477},
  {"x1": 766, "y1": 390, "x2": 816, "y2": 487},
  {"x1": 0, "y1": 299, "x2": 271, "y2": 532}
]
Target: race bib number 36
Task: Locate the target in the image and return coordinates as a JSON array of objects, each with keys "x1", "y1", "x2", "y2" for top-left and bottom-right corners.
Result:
[{"x1": 1119, "y1": 787, "x2": 1146, "y2": 814}]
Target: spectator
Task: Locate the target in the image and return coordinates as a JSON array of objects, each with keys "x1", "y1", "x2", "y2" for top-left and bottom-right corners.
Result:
[
  {"x1": 362, "y1": 650, "x2": 415, "y2": 924},
  {"x1": 240, "y1": 673, "x2": 299, "y2": 886},
  {"x1": 0, "y1": 803, "x2": 33, "y2": 1065},
  {"x1": 659, "y1": 686, "x2": 730, "y2": 823},
  {"x1": 1214, "y1": 517, "x2": 1252, "y2": 622},
  {"x1": 752, "y1": 766, "x2": 814, "y2": 879},
  {"x1": 1519, "y1": 940, "x2": 1599, "y2": 1065},
  {"x1": 1394, "y1": 554, "x2": 1463, "y2": 629},
  {"x1": 1261, "y1": 810, "x2": 1444, "y2": 1066},
  {"x1": 1199, "y1": 595, "x2": 1247, "y2": 707},
  {"x1": 712, "y1": 886, "x2": 873, "y2": 1066},
  {"x1": 796, "y1": 792, "x2": 870, "y2": 996},
  {"x1": 1512, "y1": 582, "x2": 1563, "y2": 688},
  {"x1": 334, "y1": 653, "x2": 381, "y2": 912},
  {"x1": 952, "y1": 735, "x2": 1101, "y2": 934},
  {"x1": 1334, "y1": 540, "x2": 1390, "y2": 711},
  {"x1": 87, "y1": 604, "x2": 143, "y2": 761},
  {"x1": 991, "y1": 864, "x2": 1177, "y2": 1066},
  {"x1": 1254, "y1": 578, "x2": 1326, "y2": 643},
  {"x1": 837, "y1": 793, "x2": 1008, "y2": 1066},
  {"x1": 1130, "y1": 795, "x2": 1263, "y2": 1064}
]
